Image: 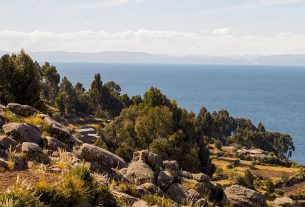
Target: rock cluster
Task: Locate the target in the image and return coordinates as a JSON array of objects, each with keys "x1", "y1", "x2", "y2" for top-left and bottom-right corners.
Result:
[{"x1": 119, "y1": 150, "x2": 226, "y2": 206}]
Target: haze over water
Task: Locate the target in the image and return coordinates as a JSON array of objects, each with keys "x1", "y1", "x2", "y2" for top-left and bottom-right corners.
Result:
[{"x1": 55, "y1": 63, "x2": 305, "y2": 164}]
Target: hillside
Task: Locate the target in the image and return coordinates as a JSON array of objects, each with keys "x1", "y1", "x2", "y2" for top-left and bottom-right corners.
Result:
[{"x1": 0, "y1": 103, "x2": 304, "y2": 207}]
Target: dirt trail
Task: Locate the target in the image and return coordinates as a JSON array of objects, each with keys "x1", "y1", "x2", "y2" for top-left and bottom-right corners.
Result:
[{"x1": 0, "y1": 170, "x2": 58, "y2": 194}]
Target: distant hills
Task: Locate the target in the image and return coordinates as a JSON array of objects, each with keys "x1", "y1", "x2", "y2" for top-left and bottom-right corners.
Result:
[{"x1": 1, "y1": 51, "x2": 305, "y2": 65}]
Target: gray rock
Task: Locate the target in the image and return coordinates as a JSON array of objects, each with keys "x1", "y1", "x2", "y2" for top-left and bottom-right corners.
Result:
[
  {"x1": 162, "y1": 160, "x2": 179, "y2": 171},
  {"x1": 225, "y1": 185, "x2": 267, "y2": 207},
  {"x1": 162, "y1": 160, "x2": 180, "y2": 179},
  {"x1": 0, "y1": 104, "x2": 6, "y2": 111},
  {"x1": 192, "y1": 173, "x2": 210, "y2": 182},
  {"x1": 14, "y1": 154, "x2": 27, "y2": 170},
  {"x1": 7, "y1": 103, "x2": 38, "y2": 117},
  {"x1": 132, "y1": 200, "x2": 149, "y2": 207},
  {"x1": 120, "y1": 160, "x2": 155, "y2": 185},
  {"x1": 0, "y1": 149, "x2": 6, "y2": 158},
  {"x1": 195, "y1": 199, "x2": 208, "y2": 207},
  {"x1": 78, "y1": 143, "x2": 127, "y2": 169},
  {"x1": 41, "y1": 115, "x2": 81, "y2": 146},
  {"x1": 186, "y1": 189, "x2": 201, "y2": 202},
  {"x1": 0, "y1": 158, "x2": 8, "y2": 169},
  {"x1": 181, "y1": 171, "x2": 193, "y2": 179},
  {"x1": 132, "y1": 150, "x2": 163, "y2": 172},
  {"x1": 272, "y1": 197, "x2": 297, "y2": 207},
  {"x1": 111, "y1": 190, "x2": 138, "y2": 204},
  {"x1": 43, "y1": 136, "x2": 72, "y2": 152},
  {"x1": 166, "y1": 183, "x2": 187, "y2": 204},
  {"x1": 3, "y1": 123, "x2": 41, "y2": 144},
  {"x1": 157, "y1": 170, "x2": 175, "y2": 189},
  {"x1": 0, "y1": 114, "x2": 7, "y2": 127},
  {"x1": 0, "y1": 135, "x2": 18, "y2": 149},
  {"x1": 140, "y1": 183, "x2": 164, "y2": 196},
  {"x1": 21, "y1": 142, "x2": 50, "y2": 164}
]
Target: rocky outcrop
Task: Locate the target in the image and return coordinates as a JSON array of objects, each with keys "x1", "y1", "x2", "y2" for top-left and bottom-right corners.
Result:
[
  {"x1": 225, "y1": 185, "x2": 267, "y2": 207},
  {"x1": 77, "y1": 143, "x2": 127, "y2": 170},
  {"x1": 120, "y1": 150, "x2": 226, "y2": 206},
  {"x1": 273, "y1": 197, "x2": 297, "y2": 207},
  {"x1": 3, "y1": 123, "x2": 41, "y2": 144},
  {"x1": 132, "y1": 150, "x2": 163, "y2": 172},
  {"x1": 21, "y1": 142, "x2": 50, "y2": 164},
  {"x1": 7, "y1": 103, "x2": 38, "y2": 117}
]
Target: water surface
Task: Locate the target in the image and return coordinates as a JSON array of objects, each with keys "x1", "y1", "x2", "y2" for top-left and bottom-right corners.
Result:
[{"x1": 54, "y1": 63, "x2": 305, "y2": 164}]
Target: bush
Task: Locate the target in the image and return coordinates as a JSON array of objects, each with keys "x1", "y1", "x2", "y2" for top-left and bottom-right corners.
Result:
[
  {"x1": 213, "y1": 168, "x2": 228, "y2": 180},
  {"x1": 143, "y1": 194, "x2": 174, "y2": 207}
]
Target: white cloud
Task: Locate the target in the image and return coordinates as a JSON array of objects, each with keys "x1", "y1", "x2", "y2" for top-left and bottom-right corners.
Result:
[
  {"x1": 202, "y1": 0, "x2": 304, "y2": 15},
  {"x1": 213, "y1": 28, "x2": 235, "y2": 35},
  {"x1": 1, "y1": 29, "x2": 305, "y2": 56},
  {"x1": 72, "y1": 0, "x2": 144, "y2": 9}
]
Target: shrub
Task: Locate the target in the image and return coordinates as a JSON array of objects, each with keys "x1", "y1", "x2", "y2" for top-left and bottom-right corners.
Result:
[
  {"x1": 227, "y1": 160, "x2": 240, "y2": 169},
  {"x1": 143, "y1": 194, "x2": 174, "y2": 207},
  {"x1": 213, "y1": 168, "x2": 228, "y2": 180}
]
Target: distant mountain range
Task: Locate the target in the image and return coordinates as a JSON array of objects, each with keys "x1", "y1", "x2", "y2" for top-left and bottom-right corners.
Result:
[{"x1": 1, "y1": 51, "x2": 305, "y2": 65}]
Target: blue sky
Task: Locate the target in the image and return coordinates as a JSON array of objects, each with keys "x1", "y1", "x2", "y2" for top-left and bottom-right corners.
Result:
[{"x1": 0, "y1": 0, "x2": 305, "y2": 56}]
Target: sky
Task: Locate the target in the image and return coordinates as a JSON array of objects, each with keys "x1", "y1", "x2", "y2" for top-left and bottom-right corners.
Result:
[{"x1": 0, "y1": 0, "x2": 305, "y2": 56}]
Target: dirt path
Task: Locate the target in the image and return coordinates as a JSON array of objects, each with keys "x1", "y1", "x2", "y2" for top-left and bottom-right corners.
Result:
[{"x1": 0, "y1": 170, "x2": 58, "y2": 194}]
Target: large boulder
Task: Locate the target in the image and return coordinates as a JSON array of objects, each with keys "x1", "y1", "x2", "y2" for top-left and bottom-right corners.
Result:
[
  {"x1": 272, "y1": 197, "x2": 297, "y2": 207},
  {"x1": 77, "y1": 143, "x2": 127, "y2": 170},
  {"x1": 0, "y1": 135, "x2": 18, "y2": 150},
  {"x1": 40, "y1": 115, "x2": 81, "y2": 146},
  {"x1": 7, "y1": 103, "x2": 38, "y2": 117},
  {"x1": 225, "y1": 185, "x2": 267, "y2": 207},
  {"x1": 157, "y1": 170, "x2": 175, "y2": 189},
  {"x1": 42, "y1": 136, "x2": 72, "y2": 152},
  {"x1": 3, "y1": 123, "x2": 41, "y2": 144},
  {"x1": 21, "y1": 142, "x2": 50, "y2": 164},
  {"x1": 120, "y1": 160, "x2": 155, "y2": 185},
  {"x1": 166, "y1": 183, "x2": 187, "y2": 204}
]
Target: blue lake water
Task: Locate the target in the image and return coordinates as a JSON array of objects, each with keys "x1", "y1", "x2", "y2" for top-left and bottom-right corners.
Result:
[{"x1": 54, "y1": 63, "x2": 305, "y2": 164}]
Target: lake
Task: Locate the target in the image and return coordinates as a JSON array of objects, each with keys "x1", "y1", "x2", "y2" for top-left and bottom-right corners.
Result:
[{"x1": 54, "y1": 62, "x2": 305, "y2": 164}]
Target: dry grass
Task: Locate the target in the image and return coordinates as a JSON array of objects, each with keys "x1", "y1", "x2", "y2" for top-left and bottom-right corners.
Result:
[{"x1": 7, "y1": 146, "x2": 15, "y2": 172}]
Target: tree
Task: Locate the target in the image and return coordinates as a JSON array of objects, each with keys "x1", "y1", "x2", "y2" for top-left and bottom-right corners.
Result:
[
  {"x1": 89, "y1": 73, "x2": 104, "y2": 115},
  {"x1": 0, "y1": 50, "x2": 41, "y2": 107},
  {"x1": 143, "y1": 87, "x2": 171, "y2": 108},
  {"x1": 41, "y1": 62, "x2": 60, "y2": 104},
  {"x1": 0, "y1": 54, "x2": 16, "y2": 103},
  {"x1": 258, "y1": 122, "x2": 266, "y2": 132},
  {"x1": 56, "y1": 77, "x2": 78, "y2": 114}
]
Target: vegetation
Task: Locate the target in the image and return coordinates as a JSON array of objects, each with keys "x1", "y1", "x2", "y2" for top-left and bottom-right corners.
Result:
[
  {"x1": 0, "y1": 165, "x2": 118, "y2": 207},
  {"x1": 0, "y1": 50, "x2": 296, "y2": 176}
]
